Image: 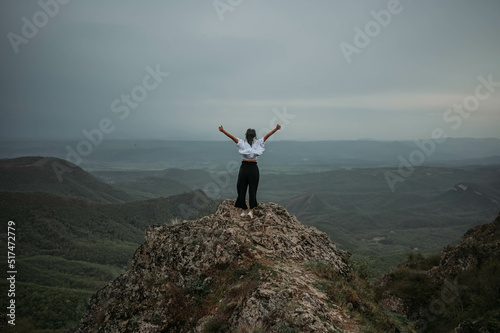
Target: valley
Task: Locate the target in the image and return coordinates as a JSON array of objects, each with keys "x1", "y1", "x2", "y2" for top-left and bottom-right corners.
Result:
[{"x1": 0, "y1": 138, "x2": 499, "y2": 331}]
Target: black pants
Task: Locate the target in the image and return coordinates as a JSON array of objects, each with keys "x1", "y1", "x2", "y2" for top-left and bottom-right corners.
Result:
[{"x1": 235, "y1": 161, "x2": 259, "y2": 210}]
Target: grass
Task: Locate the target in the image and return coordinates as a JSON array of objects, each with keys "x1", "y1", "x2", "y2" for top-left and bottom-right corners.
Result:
[
  {"x1": 202, "y1": 316, "x2": 229, "y2": 333},
  {"x1": 278, "y1": 323, "x2": 300, "y2": 333},
  {"x1": 17, "y1": 256, "x2": 123, "y2": 290},
  {"x1": 153, "y1": 259, "x2": 266, "y2": 332},
  {"x1": 377, "y1": 252, "x2": 500, "y2": 333},
  {"x1": 0, "y1": 281, "x2": 93, "y2": 332},
  {"x1": 305, "y1": 260, "x2": 415, "y2": 333}
]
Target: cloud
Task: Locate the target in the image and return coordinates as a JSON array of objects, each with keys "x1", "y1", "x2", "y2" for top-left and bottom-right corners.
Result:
[
  {"x1": 180, "y1": 92, "x2": 500, "y2": 113},
  {"x1": 1, "y1": 0, "x2": 499, "y2": 141}
]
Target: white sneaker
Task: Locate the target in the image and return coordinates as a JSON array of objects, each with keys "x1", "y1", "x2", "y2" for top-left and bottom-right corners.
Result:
[
  {"x1": 240, "y1": 210, "x2": 248, "y2": 218},
  {"x1": 247, "y1": 211, "x2": 254, "y2": 220}
]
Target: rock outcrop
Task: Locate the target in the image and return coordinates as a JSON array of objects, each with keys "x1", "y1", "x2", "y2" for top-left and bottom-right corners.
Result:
[
  {"x1": 377, "y1": 212, "x2": 500, "y2": 333},
  {"x1": 76, "y1": 200, "x2": 408, "y2": 333},
  {"x1": 428, "y1": 212, "x2": 500, "y2": 282}
]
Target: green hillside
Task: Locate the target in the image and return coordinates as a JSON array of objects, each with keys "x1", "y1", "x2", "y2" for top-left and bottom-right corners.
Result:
[
  {"x1": 376, "y1": 214, "x2": 500, "y2": 332},
  {"x1": 114, "y1": 176, "x2": 192, "y2": 200},
  {"x1": 93, "y1": 167, "x2": 215, "y2": 188},
  {"x1": 0, "y1": 156, "x2": 133, "y2": 203},
  {"x1": 0, "y1": 190, "x2": 218, "y2": 332}
]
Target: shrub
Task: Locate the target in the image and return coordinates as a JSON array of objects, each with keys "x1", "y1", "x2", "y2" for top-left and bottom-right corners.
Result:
[
  {"x1": 305, "y1": 260, "x2": 414, "y2": 332},
  {"x1": 278, "y1": 323, "x2": 300, "y2": 333},
  {"x1": 202, "y1": 316, "x2": 229, "y2": 333}
]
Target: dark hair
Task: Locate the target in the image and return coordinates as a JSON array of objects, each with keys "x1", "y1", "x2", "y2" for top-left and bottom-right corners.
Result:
[{"x1": 245, "y1": 128, "x2": 257, "y2": 146}]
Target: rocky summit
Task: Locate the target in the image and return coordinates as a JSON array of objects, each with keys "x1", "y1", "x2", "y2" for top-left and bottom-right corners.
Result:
[{"x1": 76, "y1": 200, "x2": 409, "y2": 333}]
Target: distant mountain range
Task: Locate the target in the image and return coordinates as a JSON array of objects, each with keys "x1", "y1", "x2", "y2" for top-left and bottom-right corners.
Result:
[
  {"x1": 440, "y1": 182, "x2": 499, "y2": 209},
  {"x1": 1, "y1": 138, "x2": 500, "y2": 172}
]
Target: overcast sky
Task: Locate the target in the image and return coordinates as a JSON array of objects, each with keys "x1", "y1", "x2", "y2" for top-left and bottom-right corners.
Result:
[{"x1": 1, "y1": 0, "x2": 499, "y2": 141}]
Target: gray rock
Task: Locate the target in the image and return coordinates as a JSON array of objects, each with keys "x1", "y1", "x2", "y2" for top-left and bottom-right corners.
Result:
[{"x1": 76, "y1": 200, "x2": 368, "y2": 332}]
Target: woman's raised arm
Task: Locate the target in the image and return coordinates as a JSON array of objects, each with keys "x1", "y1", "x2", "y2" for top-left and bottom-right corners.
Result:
[
  {"x1": 264, "y1": 124, "x2": 281, "y2": 142},
  {"x1": 219, "y1": 125, "x2": 238, "y2": 144}
]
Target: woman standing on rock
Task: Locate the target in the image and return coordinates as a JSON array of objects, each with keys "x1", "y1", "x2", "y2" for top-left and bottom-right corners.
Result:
[{"x1": 219, "y1": 124, "x2": 281, "y2": 219}]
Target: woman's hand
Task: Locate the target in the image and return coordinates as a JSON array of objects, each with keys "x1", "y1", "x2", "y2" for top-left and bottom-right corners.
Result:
[
  {"x1": 264, "y1": 124, "x2": 281, "y2": 142},
  {"x1": 219, "y1": 125, "x2": 238, "y2": 143}
]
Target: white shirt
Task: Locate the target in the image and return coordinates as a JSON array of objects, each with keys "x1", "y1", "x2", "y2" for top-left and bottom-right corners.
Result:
[{"x1": 236, "y1": 138, "x2": 265, "y2": 160}]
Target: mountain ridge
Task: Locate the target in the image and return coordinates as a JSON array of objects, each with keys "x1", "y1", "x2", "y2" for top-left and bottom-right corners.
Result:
[
  {"x1": 76, "y1": 200, "x2": 412, "y2": 332},
  {"x1": 0, "y1": 156, "x2": 133, "y2": 203}
]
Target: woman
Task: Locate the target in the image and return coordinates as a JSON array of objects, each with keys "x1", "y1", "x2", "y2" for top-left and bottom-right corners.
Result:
[{"x1": 219, "y1": 124, "x2": 281, "y2": 219}]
